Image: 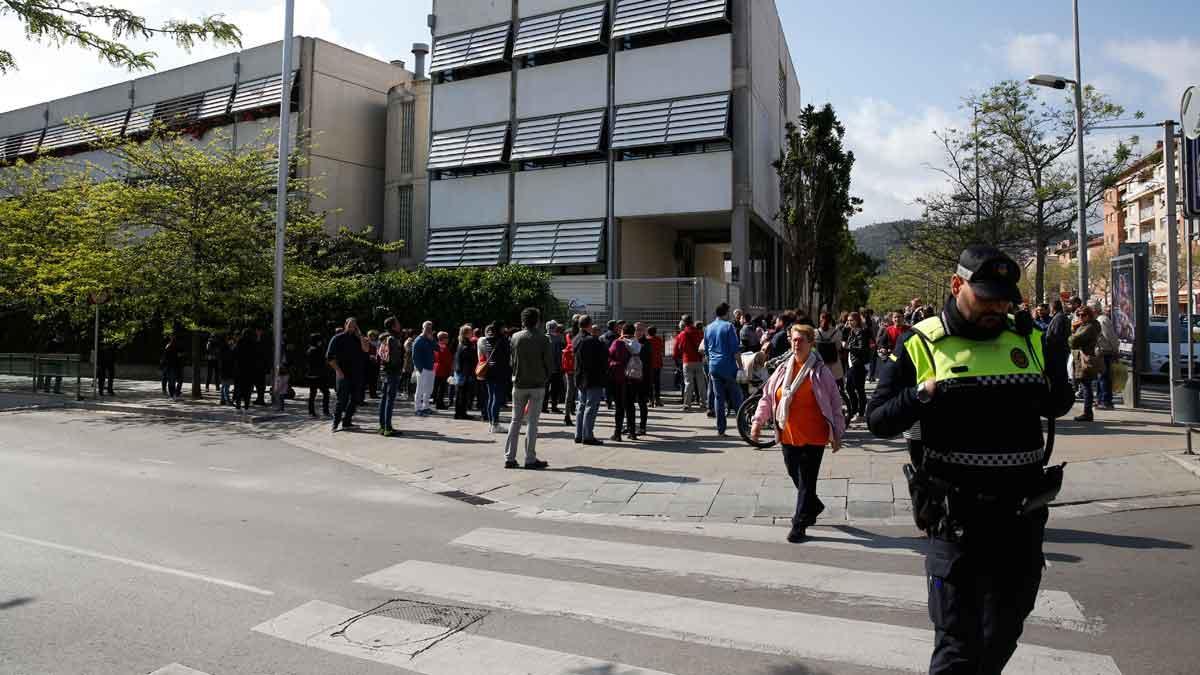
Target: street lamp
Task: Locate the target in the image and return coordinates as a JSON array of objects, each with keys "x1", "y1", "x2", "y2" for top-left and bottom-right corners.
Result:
[{"x1": 1026, "y1": 0, "x2": 1089, "y2": 302}]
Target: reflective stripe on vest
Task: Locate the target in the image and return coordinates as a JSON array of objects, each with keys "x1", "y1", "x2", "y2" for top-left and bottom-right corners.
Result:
[{"x1": 907, "y1": 315, "x2": 1047, "y2": 387}]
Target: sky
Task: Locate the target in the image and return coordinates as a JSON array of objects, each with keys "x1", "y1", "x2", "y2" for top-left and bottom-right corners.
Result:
[{"x1": 2, "y1": 0, "x2": 1198, "y2": 228}]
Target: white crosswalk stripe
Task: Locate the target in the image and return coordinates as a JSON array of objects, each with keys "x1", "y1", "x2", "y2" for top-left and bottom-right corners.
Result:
[
  {"x1": 253, "y1": 599, "x2": 675, "y2": 675},
  {"x1": 355, "y1": 553, "x2": 1121, "y2": 674},
  {"x1": 450, "y1": 527, "x2": 1095, "y2": 632},
  {"x1": 148, "y1": 665, "x2": 212, "y2": 675},
  {"x1": 519, "y1": 509, "x2": 925, "y2": 556}
]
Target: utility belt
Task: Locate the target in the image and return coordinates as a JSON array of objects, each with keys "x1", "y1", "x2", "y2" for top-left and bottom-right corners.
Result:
[{"x1": 902, "y1": 462, "x2": 1065, "y2": 542}]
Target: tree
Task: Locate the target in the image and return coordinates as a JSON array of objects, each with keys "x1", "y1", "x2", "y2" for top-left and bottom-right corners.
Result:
[
  {"x1": 868, "y1": 247, "x2": 954, "y2": 311},
  {"x1": 969, "y1": 81, "x2": 1135, "y2": 300},
  {"x1": 0, "y1": 0, "x2": 240, "y2": 74},
  {"x1": 775, "y1": 103, "x2": 861, "y2": 314}
]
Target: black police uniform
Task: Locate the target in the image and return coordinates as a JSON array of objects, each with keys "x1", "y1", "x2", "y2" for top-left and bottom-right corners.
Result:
[{"x1": 867, "y1": 247, "x2": 1074, "y2": 674}]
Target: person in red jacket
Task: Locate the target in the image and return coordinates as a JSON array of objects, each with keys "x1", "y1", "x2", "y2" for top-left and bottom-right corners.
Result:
[
  {"x1": 432, "y1": 331, "x2": 454, "y2": 410},
  {"x1": 647, "y1": 325, "x2": 665, "y2": 407},
  {"x1": 673, "y1": 315, "x2": 706, "y2": 411},
  {"x1": 561, "y1": 317, "x2": 578, "y2": 426}
]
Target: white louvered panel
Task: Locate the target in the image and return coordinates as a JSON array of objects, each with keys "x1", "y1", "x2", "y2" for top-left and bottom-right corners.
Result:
[
  {"x1": 511, "y1": 221, "x2": 603, "y2": 266},
  {"x1": 611, "y1": 93, "x2": 728, "y2": 149},
  {"x1": 612, "y1": 0, "x2": 670, "y2": 37},
  {"x1": 425, "y1": 226, "x2": 508, "y2": 268},
  {"x1": 231, "y1": 72, "x2": 294, "y2": 113},
  {"x1": 197, "y1": 86, "x2": 234, "y2": 119},
  {"x1": 513, "y1": 3, "x2": 605, "y2": 57},
  {"x1": 125, "y1": 104, "x2": 155, "y2": 135},
  {"x1": 665, "y1": 0, "x2": 728, "y2": 29},
  {"x1": 612, "y1": 0, "x2": 727, "y2": 37},
  {"x1": 511, "y1": 110, "x2": 603, "y2": 160},
  {"x1": 1, "y1": 130, "x2": 43, "y2": 160},
  {"x1": 427, "y1": 123, "x2": 509, "y2": 170},
  {"x1": 152, "y1": 92, "x2": 205, "y2": 124},
  {"x1": 431, "y1": 23, "x2": 510, "y2": 72}
]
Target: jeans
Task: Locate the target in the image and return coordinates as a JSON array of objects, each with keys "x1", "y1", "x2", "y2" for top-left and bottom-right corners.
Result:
[
  {"x1": 633, "y1": 378, "x2": 649, "y2": 430},
  {"x1": 485, "y1": 380, "x2": 506, "y2": 424},
  {"x1": 613, "y1": 381, "x2": 636, "y2": 437},
  {"x1": 219, "y1": 381, "x2": 231, "y2": 404},
  {"x1": 576, "y1": 386, "x2": 603, "y2": 441},
  {"x1": 165, "y1": 366, "x2": 182, "y2": 398},
  {"x1": 333, "y1": 376, "x2": 359, "y2": 427},
  {"x1": 710, "y1": 372, "x2": 743, "y2": 434},
  {"x1": 307, "y1": 377, "x2": 330, "y2": 415},
  {"x1": 1096, "y1": 355, "x2": 1114, "y2": 406},
  {"x1": 379, "y1": 373, "x2": 401, "y2": 430},
  {"x1": 1081, "y1": 376, "x2": 1095, "y2": 414},
  {"x1": 782, "y1": 444, "x2": 826, "y2": 528},
  {"x1": 563, "y1": 373, "x2": 576, "y2": 419},
  {"x1": 683, "y1": 362, "x2": 706, "y2": 408},
  {"x1": 505, "y1": 387, "x2": 545, "y2": 463},
  {"x1": 415, "y1": 368, "x2": 435, "y2": 412},
  {"x1": 544, "y1": 372, "x2": 563, "y2": 412}
]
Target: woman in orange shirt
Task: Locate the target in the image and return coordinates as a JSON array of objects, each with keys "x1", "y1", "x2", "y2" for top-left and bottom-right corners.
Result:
[{"x1": 750, "y1": 323, "x2": 846, "y2": 543}]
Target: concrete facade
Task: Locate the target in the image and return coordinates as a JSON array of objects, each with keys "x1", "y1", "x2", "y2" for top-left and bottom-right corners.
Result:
[
  {"x1": 419, "y1": 0, "x2": 802, "y2": 314},
  {"x1": 0, "y1": 37, "x2": 419, "y2": 242}
]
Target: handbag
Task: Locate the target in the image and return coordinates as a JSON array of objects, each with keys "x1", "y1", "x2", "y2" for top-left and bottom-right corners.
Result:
[{"x1": 475, "y1": 353, "x2": 490, "y2": 379}]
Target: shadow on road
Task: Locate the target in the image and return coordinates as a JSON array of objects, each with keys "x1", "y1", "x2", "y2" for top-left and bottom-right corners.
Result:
[
  {"x1": 1046, "y1": 527, "x2": 1192, "y2": 550},
  {"x1": 552, "y1": 466, "x2": 700, "y2": 484},
  {"x1": 0, "y1": 597, "x2": 34, "y2": 610},
  {"x1": 764, "y1": 663, "x2": 832, "y2": 675},
  {"x1": 823, "y1": 525, "x2": 927, "y2": 554}
]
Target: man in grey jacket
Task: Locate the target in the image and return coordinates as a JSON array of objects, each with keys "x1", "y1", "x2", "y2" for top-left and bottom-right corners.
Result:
[{"x1": 505, "y1": 307, "x2": 554, "y2": 470}]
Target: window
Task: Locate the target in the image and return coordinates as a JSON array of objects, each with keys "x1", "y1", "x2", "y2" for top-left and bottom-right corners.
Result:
[
  {"x1": 231, "y1": 72, "x2": 299, "y2": 114},
  {"x1": 427, "y1": 122, "x2": 510, "y2": 171},
  {"x1": 396, "y1": 186, "x2": 414, "y2": 252},
  {"x1": 511, "y1": 109, "x2": 605, "y2": 161},
  {"x1": 514, "y1": 3, "x2": 606, "y2": 60},
  {"x1": 612, "y1": 0, "x2": 729, "y2": 38},
  {"x1": 38, "y1": 109, "x2": 129, "y2": 153},
  {"x1": 430, "y1": 23, "x2": 511, "y2": 78},
  {"x1": 399, "y1": 100, "x2": 416, "y2": 174},
  {"x1": 611, "y1": 92, "x2": 730, "y2": 150},
  {"x1": 510, "y1": 221, "x2": 604, "y2": 265},
  {"x1": 778, "y1": 63, "x2": 787, "y2": 120},
  {"x1": 424, "y1": 226, "x2": 508, "y2": 268}
]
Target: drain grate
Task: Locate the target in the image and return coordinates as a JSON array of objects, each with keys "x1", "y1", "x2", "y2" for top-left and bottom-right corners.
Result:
[
  {"x1": 330, "y1": 598, "x2": 489, "y2": 657},
  {"x1": 436, "y1": 489, "x2": 495, "y2": 506}
]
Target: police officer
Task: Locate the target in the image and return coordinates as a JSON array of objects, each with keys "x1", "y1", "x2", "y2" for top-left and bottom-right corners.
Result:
[{"x1": 867, "y1": 245, "x2": 1074, "y2": 674}]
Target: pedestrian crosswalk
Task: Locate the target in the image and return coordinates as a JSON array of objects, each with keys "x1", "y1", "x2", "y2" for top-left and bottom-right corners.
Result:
[{"x1": 252, "y1": 524, "x2": 1121, "y2": 675}]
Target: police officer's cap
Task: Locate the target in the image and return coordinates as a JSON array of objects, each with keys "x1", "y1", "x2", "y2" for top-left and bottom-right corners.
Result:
[{"x1": 956, "y1": 245, "x2": 1022, "y2": 304}]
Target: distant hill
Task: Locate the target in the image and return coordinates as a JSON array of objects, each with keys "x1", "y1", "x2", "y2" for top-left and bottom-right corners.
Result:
[{"x1": 851, "y1": 220, "x2": 918, "y2": 264}]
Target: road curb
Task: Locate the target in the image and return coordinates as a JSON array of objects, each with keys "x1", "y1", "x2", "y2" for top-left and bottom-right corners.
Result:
[{"x1": 1164, "y1": 452, "x2": 1200, "y2": 481}]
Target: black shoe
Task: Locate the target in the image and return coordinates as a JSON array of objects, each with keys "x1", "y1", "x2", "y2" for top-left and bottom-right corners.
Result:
[
  {"x1": 786, "y1": 527, "x2": 807, "y2": 543},
  {"x1": 564, "y1": 415, "x2": 572, "y2": 426},
  {"x1": 610, "y1": 432, "x2": 622, "y2": 442},
  {"x1": 582, "y1": 438, "x2": 604, "y2": 446},
  {"x1": 574, "y1": 436, "x2": 583, "y2": 444},
  {"x1": 706, "y1": 410, "x2": 715, "y2": 418},
  {"x1": 331, "y1": 423, "x2": 340, "y2": 433},
  {"x1": 551, "y1": 407, "x2": 561, "y2": 414},
  {"x1": 504, "y1": 460, "x2": 519, "y2": 469},
  {"x1": 524, "y1": 459, "x2": 549, "y2": 470},
  {"x1": 342, "y1": 422, "x2": 358, "y2": 431},
  {"x1": 1073, "y1": 413, "x2": 1093, "y2": 422},
  {"x1": 638, "y1": 426, "x2": 647, "y2": 436}
]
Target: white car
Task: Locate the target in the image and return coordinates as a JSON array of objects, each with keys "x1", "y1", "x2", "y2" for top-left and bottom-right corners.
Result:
[{"x1": 1147, "y1": 321, "x2": 1200, "y2": 374}]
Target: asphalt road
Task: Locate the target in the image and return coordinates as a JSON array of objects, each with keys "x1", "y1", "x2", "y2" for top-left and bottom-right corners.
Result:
[{"x1": 0, "y1": 405, "x2": 1197, "y2": 675}]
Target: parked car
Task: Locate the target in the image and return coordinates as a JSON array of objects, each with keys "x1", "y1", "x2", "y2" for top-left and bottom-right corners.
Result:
[{"x1": 1147, "y1": 320, "x2": 1200, "y2": 374}]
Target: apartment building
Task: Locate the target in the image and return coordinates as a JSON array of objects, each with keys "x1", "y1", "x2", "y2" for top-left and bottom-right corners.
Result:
[
  {"x1": 421, "y1": 0, "x2": 802, "y2": 315},
  {"x1": 1102, "y1": 140, "x2": 1198, "y2": 314},
  {"x1": 0, "y1": 38, "x2": 423, "y2": 239}
]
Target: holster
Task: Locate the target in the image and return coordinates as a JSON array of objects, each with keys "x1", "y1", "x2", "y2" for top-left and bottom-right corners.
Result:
[
  {"x1": 1019, "y1": 463, "x2": 1066, "y2": 516},
  {"x1": 903, "y1": 464, "x2": 949, "y2": 533}
]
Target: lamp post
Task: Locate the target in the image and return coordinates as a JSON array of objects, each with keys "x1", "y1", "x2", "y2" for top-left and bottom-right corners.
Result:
[
  {"x1": 1027, "y1": 0, "x2": 1088, "y2": 301},
  {"x1": 272, "y1": 0, "x2": 294, "y2": 412}
]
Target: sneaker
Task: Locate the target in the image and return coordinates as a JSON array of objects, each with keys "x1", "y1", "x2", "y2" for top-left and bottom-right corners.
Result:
[
  {"x1": 494, "y1": 424, "x2": 509, "y2": 434},
  {"x1": 387, "y1": 427, "x2": 402, "y2": 436},
  {"x1": 504, "y1": 460, "x2": 520, "y2": 469},
  {"x1": 331, "y1": 423, "x2": 340, "y2": 433},
  {"x1": 786, "y1": 527, "x2": 807, "y2": 543},
  {"x1": 524, "y1": 459, "x2": 549, "y2": 470}
]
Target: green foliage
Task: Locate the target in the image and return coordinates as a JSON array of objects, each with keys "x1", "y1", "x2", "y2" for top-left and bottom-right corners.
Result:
[
  {"x1": 774, "y1": 103, "x2": 863, "y2": 314},
  {"x1": 285, "y1": 265, "x2": 556, "y2": 345},
  {"x1": 0, "y1": 0, "x2": 241, "y2": 74},
  {"x1": 868, "y1": 247, "x2": 954, "y2": 311}
]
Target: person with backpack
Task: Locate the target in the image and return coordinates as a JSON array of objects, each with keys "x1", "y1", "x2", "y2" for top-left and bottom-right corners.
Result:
[
  {"x1": 377, "y1": 317, "x2": 405, "y2": 436},
  {"x1": 608, "y1": 322, "x2": 642, "y2": 442}
]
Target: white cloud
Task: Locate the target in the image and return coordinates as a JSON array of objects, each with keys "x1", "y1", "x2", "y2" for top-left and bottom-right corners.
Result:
[
  {"x1": 1003, "y1": 32, "x2": 1074, "y2": 77},
  {"x1": 843, "y1": 99, "x2": 962, "y2": 227},
  {"x1": 1106, "y1": 38, "x2": 1200, "y2": 109}
]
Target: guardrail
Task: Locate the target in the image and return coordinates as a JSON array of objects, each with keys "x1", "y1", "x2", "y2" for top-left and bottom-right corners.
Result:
[{"x1": 0, "y1": 353, "x2": 85, "y2": 400}]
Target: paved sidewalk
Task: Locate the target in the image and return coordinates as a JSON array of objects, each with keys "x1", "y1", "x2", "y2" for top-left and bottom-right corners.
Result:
[{"x1": 5, "y1": 377, "x2": 1199, "y2": 526}]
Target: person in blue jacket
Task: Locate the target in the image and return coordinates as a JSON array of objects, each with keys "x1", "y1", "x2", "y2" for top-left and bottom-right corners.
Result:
[{"x1": 703, "y1": 302, "x2": 744, "y2": 436}]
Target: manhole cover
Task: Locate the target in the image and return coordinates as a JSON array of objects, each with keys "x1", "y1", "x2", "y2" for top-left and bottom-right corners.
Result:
[{"x1": 329, "y1": 598, "x2": 489, "y2": 657}]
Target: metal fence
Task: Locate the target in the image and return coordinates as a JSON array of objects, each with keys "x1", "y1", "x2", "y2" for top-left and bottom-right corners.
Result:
[{"x1": 0, "y1": 353, "x2": 85, "y2": 400}]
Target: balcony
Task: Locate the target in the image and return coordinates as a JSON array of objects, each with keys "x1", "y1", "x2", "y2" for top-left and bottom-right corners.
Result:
[{"x1": 1139, "y1": 204, "x2": 1156, "y2": 222}]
